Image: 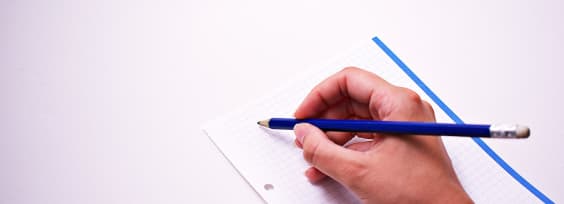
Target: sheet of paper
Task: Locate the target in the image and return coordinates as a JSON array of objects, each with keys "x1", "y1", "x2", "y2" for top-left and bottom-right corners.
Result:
[{"x1": 202, "y1": 38, "x2": 542, "y2": 203}]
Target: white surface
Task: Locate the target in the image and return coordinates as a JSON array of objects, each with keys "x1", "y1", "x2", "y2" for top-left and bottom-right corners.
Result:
[{"x1": 1, "y1": 0, "x2": 562, "y2": 203}]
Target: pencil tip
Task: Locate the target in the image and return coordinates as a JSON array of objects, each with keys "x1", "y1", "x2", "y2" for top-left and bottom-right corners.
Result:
[{"x1": 257, "y1": 119, "x2": 269, "y2": 127}]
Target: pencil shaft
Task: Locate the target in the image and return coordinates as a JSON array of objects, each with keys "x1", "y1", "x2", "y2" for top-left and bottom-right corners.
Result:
[{"x1": 267, "y1": 118, "x2": 491, "y2": 137}]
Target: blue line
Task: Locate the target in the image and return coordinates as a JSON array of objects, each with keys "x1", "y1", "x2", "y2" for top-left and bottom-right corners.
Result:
[{"x1": 371, "y1": 36, "x2": 553, "y2": 203}]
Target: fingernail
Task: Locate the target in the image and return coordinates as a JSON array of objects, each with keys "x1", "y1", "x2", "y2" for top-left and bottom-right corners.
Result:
[{"x1": 293, "y1": 123, "x2": 310, "y2": 145}]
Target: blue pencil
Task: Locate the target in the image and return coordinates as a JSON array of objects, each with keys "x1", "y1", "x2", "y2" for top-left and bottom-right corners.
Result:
[{"x1": 257, "y1": 118, "x2": 529, "y2": 138}]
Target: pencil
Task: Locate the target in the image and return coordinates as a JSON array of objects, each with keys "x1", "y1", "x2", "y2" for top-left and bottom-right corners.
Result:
[{"x1": 257, "y1": 118, "x2": 529, "y2": 139}]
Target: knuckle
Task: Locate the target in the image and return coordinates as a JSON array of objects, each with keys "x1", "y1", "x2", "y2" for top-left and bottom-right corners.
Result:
[
  {"x1": 397, "y1": 87, "x2": 422, "y2": 102},
  {"x1": 340, "y1": 66, "x2": 361, "y2": 74},
  {"x1": 422, "y1": 100, "x2": 434, "y2": 113},
  {"x1": 422, "y1": 100, "x2": 436, "y2": 121}
]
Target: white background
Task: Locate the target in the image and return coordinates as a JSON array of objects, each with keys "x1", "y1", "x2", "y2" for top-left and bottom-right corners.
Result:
[{"x1": 1, "y1": 0, "x2": 563, "y2": 203}]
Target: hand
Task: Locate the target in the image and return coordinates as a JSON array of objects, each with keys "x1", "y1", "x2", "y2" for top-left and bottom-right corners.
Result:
[{"x1": 293, "y1": 67, "x2": 472, "y2": 203}]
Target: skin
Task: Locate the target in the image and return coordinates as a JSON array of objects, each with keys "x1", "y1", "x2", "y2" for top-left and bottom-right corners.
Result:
[{"x1": 293, "y1": 67, "x2": 473, "y2": 204}]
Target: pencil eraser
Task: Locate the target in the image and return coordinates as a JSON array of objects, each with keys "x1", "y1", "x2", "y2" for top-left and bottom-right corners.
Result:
[{"x1": 516, "y1": 125, "x2": 530, "y2": 138}]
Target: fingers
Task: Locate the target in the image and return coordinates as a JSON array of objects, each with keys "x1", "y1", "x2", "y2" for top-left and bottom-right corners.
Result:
[
  {"x1": 294, "y1": 67, "x2": 435, "y2": 123},
  {"x1": 295, "y1": 132, "x2": 357, "y2": 148},
  {"x1": 381, "y1": 86, "x2": 436, "y2": 122},
  {"x1": 302, "y1": 140, "x2": 379, "y2": 183},
  {"x1": 309, "y1": 98, "x2": 373, "y2": 120},
  {"x1": 305, "y1": 167, "x2": 326, "y2": 183},
  {"x1": 294, "y1": 67, "x2": 394, "y2": 120},
  {"x1": 294, "y1": 123, "x2": 367, "y2": 186}
]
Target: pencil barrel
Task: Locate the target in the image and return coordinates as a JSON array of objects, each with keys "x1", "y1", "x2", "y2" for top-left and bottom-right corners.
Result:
[{"x1": 268, "y1": 118, "x2": 492, "y2": 137}]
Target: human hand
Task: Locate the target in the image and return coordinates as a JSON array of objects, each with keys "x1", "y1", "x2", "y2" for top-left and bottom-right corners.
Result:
[{"x1": 293, "y1": 67, "x2": 472, "y2": 203}]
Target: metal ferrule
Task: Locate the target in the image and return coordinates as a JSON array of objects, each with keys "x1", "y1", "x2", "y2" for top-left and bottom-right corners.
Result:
[{"x1": 490, "y1": 124, "x2": 518, "y2": 138}]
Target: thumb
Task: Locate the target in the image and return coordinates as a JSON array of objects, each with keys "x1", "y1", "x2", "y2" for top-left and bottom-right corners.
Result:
[{"x1": 294, "y1": 123, "x2": 366, "y2": 185}]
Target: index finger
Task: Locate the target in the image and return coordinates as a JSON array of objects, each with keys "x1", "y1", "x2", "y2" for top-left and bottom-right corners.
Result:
[{"x1": 294, "y1": 67, "x2": 395, "y2": 119}]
